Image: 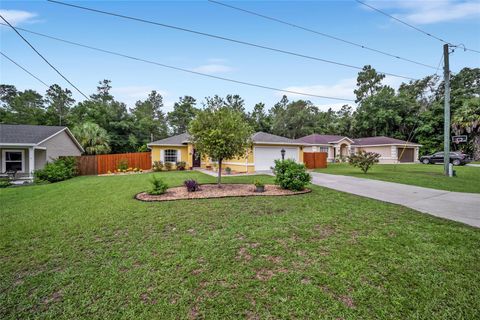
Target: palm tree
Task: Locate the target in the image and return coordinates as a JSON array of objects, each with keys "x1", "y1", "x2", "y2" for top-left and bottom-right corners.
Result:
[
  {"x1": 73, "y1": 122, "x2": 111, "y2": 155},
  {"x1": 452, "y1": 98, "x2": 480, "y2": 160}
]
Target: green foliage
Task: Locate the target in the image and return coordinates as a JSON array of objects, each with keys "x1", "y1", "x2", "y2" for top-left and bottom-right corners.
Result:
[
  {"x1": 72, "y1": 122, "x2": 111, "y2": 155},
  {"x1": 148, "y1": 175, "x2": 168, "y2": 195},
  {"x1": 176, "y1": 161, "x2": 187, "y2": 170},
  {"x1": 34, "y1": 157, "x2": 78, "y2": 183},
  {"x1": 253, "y1": 179, "x2": 264, "y2": 188},
  {"x1": 272, "y1": 159, "x2": 311, "y2": 191},
  {"x1": 452, "y1": 97, "x2": 480, "y2": 159},
  {"x1": 131, "y1": 90, "x2": 168, "y2": 147},
  {"x1": 189, "y1": 105, "x2": 253, "y2": 184},
  {"x1": 152, "y1": 161, "x2": 164, "y2": 172},
  {"x1": 117, "y1": 159, "x2": 128, "y2": 171},
  {"x1": 167, "y1": 96, "x2": 198, "y2": 135},
  {"x1": 348, "y1": 151, "x2": 380, "y2": 173},
  {"x1": 0, "y1": 178, "x2": 11, "y2": 188},
  {"x1": 44, "y1": 84, "x2": 75, "y2": 126},
  {"x1": 225, "y1": 167, "x2": 232, "y2": 174}
]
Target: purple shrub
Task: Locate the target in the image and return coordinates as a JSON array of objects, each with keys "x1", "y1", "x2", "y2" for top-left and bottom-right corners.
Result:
[{"x1": 184, "y1": 179, "x2": 200, "y2": 192}]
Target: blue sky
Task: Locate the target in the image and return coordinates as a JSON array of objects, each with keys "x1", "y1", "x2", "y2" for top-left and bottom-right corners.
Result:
[{"x1": 1, "y1": 0, "x2": 479, "y2": 113}]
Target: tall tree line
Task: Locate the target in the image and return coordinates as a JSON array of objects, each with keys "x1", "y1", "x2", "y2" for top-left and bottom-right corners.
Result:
[{"x1": 1, "y1": 66, "x2": 479, "y2": 158}]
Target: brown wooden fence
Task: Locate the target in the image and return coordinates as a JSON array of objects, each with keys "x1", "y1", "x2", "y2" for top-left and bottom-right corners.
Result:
[
  {"x1": 76, "y1": 155, "x2": 97, "y2": 175},
  {"x1": 76, "y1": 152, "x2": 151, "y2": 175},
  {"x1": 304, "y1": 152, "x2": 327, "y2": 169}
]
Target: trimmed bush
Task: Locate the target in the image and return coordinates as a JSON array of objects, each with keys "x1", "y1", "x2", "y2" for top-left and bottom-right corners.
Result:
[
  {"x1": 34, "y1": 156, "x2": 78, "y2": 183},
  {"x1": 117, "y1": 159, "x2": 128, "y2": 171},
  {"x1": 184, "y1": 179, "x2": 200, "y2": 192},
  {"x1": 148, "y1": 175, "x2": 168, "y2": 195},
  {"x1": 0, "y1": 178, "x2": 11, "y2": 188},
  {"x1": 272, "y1": 159, "x2": 311, "y2": 191},
  {"x1": 164, "y1": 162, "x2": 173, "y2": 171},
  {"x1": 176, "y1": 161, "x2": 187, "y2": 171},
  {"x1": 348, "y1": 151, "x2": 380, "y2": 173},
  {"x1": 153, "y1": 161, "x2": 164, "y2": 172}
]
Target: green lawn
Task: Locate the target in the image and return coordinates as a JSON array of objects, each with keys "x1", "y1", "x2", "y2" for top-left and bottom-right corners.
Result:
[
  {"x1": 315, "y1": 163, "x2": 480, "y2": 193},
  {"x1": 1, "y1": 172, "x2": 479, "y2": 319}
]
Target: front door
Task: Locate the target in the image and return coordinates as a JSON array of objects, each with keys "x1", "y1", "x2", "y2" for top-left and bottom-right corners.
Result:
[{"x1": 192, "y1": 149, "x2": 201, "y2": 167}]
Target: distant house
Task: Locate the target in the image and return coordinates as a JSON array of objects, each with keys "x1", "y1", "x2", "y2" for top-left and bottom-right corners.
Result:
[
  {"x1": 147, "y1": 132, "x2": 307, "y2": 172},
  {"x1": 298, "y1": 134, "x2": 421, "y2": 164},
  {"x1": 0, "y1": 124, "x2": 84, "y2": 180}
]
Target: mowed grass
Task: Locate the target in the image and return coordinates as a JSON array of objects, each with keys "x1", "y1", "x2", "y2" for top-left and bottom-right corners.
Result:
[
  {"x1": 1, "y1": 172, "x2": 479, "y2": 319},
  {"x1": 315, "y1": 163, "x2": 480, "y2": 193}
]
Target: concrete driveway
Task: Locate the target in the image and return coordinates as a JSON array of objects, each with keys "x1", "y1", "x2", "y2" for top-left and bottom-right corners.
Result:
[{"x1": 310, "y1": 172, "x2": 480, "y2": 228}]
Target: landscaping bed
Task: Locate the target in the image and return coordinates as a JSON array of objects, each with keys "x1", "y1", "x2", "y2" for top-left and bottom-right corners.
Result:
[{"x1": 136, "y1": 183, "x2": 310, "y2": 201}]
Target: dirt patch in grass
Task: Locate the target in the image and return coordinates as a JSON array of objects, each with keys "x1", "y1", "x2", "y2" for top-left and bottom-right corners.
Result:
[{"x1": 135, "y1": 184, "x2": 310, "y2": 201}]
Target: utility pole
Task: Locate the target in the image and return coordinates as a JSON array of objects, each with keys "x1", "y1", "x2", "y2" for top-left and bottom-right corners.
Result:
[{"x1": 443, "y1": 44, "x2": 451, "y2": 176}]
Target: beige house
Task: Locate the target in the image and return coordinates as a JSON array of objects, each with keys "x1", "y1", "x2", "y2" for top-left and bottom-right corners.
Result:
[
  {"x1": 0, "y1": 124, "x2": 84, "y2": 181},
  {"x1": 298, "y1": 134, "x2": 421, "y2": 164}
]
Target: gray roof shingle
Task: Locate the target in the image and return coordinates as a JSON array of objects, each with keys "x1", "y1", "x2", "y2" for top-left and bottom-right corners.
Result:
[
  {"x1": 352, "y1": 136, "x2": 421, "y2": 146},
  {"x1": 251, "y1": 132, "x2": 304, "y2": 144},
  {"x1": 148, "y1": 132, "x2": 191, "y2": 146},
  {"x1": 148, "y1": 131, "x2": 306, "y2": 146},
  {"x1": 297, "y1": 134, "x2": 349, "y2": 144},
  {"x1": 0, "y1": 124, "x2": 67, "y2": 144}
]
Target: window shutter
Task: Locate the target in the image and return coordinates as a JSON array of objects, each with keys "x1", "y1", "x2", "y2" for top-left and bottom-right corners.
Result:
[
  {"x1": 160, "y1": 149, "x2": 164, "y2": 162},
  {"x1": 177, "y1": 149, "x2": 181, "y2": 162}
]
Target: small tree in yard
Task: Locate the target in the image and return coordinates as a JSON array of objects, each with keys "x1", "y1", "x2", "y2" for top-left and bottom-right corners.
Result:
[
  {"x1": 189, "y1": 106, "x2": 253, "y2": 186},
  {"x1": 348, "y1": 151, "x2": 380, "y2": 173}
]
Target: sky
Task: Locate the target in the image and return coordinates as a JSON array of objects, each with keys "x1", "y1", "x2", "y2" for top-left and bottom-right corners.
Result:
[{"x1": 1, "y1": 0, "x2": 479, "y2": 113}]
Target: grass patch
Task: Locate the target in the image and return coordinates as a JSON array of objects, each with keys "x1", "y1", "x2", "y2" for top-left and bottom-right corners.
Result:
[
  {"x1": 315, "y1": 163, "x2": 480, "y2": 193},
  {"x1": 1, "y1": 172, "x2": 479, "y2": 319}
]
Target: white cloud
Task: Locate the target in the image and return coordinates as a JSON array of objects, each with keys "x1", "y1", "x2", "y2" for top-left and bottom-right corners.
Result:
[
  {"x1": 0, "y1": 9, "x2": 38, "y2": 26},
  {"x1": 192, "y1": 64, "x2": 233, "y2": 74},
  {"x1": 365, "y1": 0, "x2": 480, "y2": 25}
]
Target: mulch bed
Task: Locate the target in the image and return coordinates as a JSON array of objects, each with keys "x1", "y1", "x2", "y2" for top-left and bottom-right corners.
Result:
[{"x1": 135, "y1": 184, "x2": 311, "y2": 202}]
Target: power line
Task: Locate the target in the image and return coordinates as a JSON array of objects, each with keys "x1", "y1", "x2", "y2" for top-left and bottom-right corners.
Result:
[
  {"x1": 355, "y1": 0, "x2": 480, "y2": 55},
  {"x1": 0, "y1": 51, "x2": 49, "y2": 87},
  {"x1": 208, "y1": 0, "x2": 437, "y2": 70},
  {"x1": 47, "y1": 0, "x2": 418, "y2": 81},
  {"x1": 0, "y1": 14, "x2": 89, "y2": 99},
  {"x1": 0, "y1": 23, "x2": 355, "y2": 102}
]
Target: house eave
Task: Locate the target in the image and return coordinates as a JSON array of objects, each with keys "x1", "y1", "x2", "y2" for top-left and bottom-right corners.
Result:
[{"x1": 354, "y1": 143, "x2": 422, "y2": 147}]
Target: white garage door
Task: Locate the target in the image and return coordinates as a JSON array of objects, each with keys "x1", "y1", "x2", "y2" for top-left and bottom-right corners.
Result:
[{"x1": 254, "y1": 146, "x2": 299, "y2": 171}]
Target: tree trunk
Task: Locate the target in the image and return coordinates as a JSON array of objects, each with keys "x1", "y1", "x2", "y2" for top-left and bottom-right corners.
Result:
[
  {"x1": 473, "y1": 134, "x2": 480, "y2": 161},
  {"x1": 217, "y1": 159, "x2": 222, "y2": 187}
]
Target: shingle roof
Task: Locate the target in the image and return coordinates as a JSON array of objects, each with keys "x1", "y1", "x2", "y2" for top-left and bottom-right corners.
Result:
[
  {"x1": 148, "y1": 132, "x2": 191, "y2": 146},
  {"x1": 352, "y1": 136, "x2": 421, "y2": 146},
  {"x1": 148, "y1": 131, "x2": 305, "y2": 146},
  {"x1": 297, "y1": 134, "x2": 349, "y2": 144},
  {"x1": 0, "y1": 124, "x2": 67, "y2": 144},
  {"x1": 251, "y1": 132, "x2": 305, "y2": 144}
]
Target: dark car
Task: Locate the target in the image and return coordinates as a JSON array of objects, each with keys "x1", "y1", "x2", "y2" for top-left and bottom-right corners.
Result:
[{"x1": 420, "y1": 152, "x2": 471, "y2": 166}]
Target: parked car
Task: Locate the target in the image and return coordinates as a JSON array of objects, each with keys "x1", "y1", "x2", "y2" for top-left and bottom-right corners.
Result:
[{"x1": 420, "y1": 152, "x2": 471, "y2": 165}]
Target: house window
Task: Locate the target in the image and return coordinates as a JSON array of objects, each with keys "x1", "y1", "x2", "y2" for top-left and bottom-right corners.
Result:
[
  {"x1": 2, "y1": 150, "x2": 24, "y2": 172},
  {"x1": 319, "y1": 147, "x2": 329, "y2": 153},
  {"x1": 164, "y1": 149, "x2": 178, "y2": 163}
]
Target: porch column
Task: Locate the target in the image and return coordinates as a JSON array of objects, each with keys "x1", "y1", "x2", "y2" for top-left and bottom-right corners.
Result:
[
  {"x1": 29, "y1": 147, "x2": 35, "y2": 177},
  {"x1": 391, "y1": 146, "x2": 398, "y2": 162}
]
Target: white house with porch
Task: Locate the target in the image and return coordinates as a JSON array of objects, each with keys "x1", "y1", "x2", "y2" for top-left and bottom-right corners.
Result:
[
  {"x1": 0, "y1": 124, "x2": 84, "y2": 182},
  {"x1": 298, "y1": 134, "x2": 421, "y2": 164}
]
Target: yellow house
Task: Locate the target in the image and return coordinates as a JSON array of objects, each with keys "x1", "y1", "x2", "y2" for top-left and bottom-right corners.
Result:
[{"x1": 147, "y1": 132, "x2": 307, "y2": 173}]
